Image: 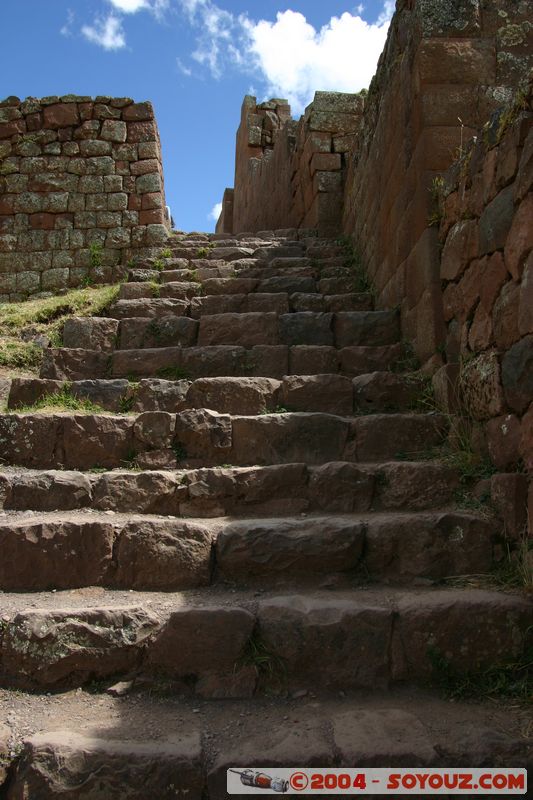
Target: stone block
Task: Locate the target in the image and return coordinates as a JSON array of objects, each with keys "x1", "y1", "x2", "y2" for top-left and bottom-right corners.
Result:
[
  {"x1": 123, "y1": 102, "x2": 154, "y2": 121},
  {"x1": 41, "y1": 268, "x2": 69, "y2": 291},
  {"x1": 147, "y1": 606, "x2": 255, "y2": 676},
  {"x1": 491, "y1": 473, "x2": 528, "y2": 540},
  {"x1": 460, "y1": 350, "x2": 506, "y2": 421},
  {"x1": 101, "y1": 119, "x2": 127, "y2": 142},
  {"x1": 478, "y1": 185, "x2": 515, "y2": 255},
  {"x1": 187, "y1": 377, "x2": 280, "y2": 415},
  {"x1": 501, "y1": 334, "x2": 533, "y2": 414},
  {"x1": 279, "y1": 312, "x2": 334, "y2": 346},
  {"x1": 289, "y1": 345, "x2": 337, "y2": 376},
  {"x1": 79, "y1": 140, "x2": 112, "y2": 157},
  {"x1": 199, "y1": 312, "x2": 279, "y2": 347},
  {"x1": 8, "y1": 731, "x2": 203, "y2": 799},
  {"x1": 494, "y1": 281, "x2": 521, "y2": 350},
  {"x1": 417, "y1": 39, "x2": 495, "y2": 85},
  {"x1": 63, "y1": 317, "x2": 119, "y2": 352},
  {"x1": 519, "y1": 252, "x2": 533, "y2": 336},
  {"x1": 127, "y1": 121, "x2": 157, "y2": 142},
  {"x1": 282, "y1": 374, "x2": 353, "y2": 415},
  {"x1": 258, "y1": 594, "x2": 392, "y2": 689},
  {"x1": 310, "y1": 153, "x2": 342, "y2": 176},
  {"x1": 504, "y1": 193, "x2": 533, "y2": 281},
  {"x1": 486, "y1": 414, "x2": 522, "y2": 469},
  {"x1": 440, "y1": 219, "x2": 479, "y2": 280},
  {"x1": 1, "y1": 606, "x2": 158, "y2": 689}
]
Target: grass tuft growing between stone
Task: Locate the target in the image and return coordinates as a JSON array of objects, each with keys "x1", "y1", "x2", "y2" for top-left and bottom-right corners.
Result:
[
  {"x1": 0, "y1": 340, "x2": 43, "y2": 371},
  {"x1": 16, "y1": 387, "x2": 105, "y2": 414},
  {"x1": 428, "y1": 642, "x2": 532, "y2": 703},
  {"x1": 0, "y1": 284, "x2": 120, "y2": 375}
]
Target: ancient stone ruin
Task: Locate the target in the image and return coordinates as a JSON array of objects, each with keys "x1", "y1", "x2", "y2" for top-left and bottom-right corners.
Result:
[{"x1": 0, "y1": 0, "x2": 532, "y2": 797}]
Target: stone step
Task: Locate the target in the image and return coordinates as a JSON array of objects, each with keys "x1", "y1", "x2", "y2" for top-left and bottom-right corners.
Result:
[
  {"x1": 0, "y1": 460, "x2": 461, "y2": 516},
  {"x1": 9, "y1": 373, "x2": 423, "y2": 416},
  {"x1": 67, "y1": 309, "x2": 391, "y2": 351},
  {"x1": 109, "y1": 298, "x2": 189, "y2": 319},
  {"x1": 118, "y1": 281, "x2": 199, "y2": 301},
  {"x1": 0, "y1": 511, "x2": 496, "y2": 592},
  {"x1": 0, "y1": 587, "x2": 529, "y2": 693},
  {"x1": 3, "y1": 692, "x2": 528, "y2": 799},
  {"x1": 0, "y1": 411, "x2": 447, "y2": 469},
  {"x1": 39, "y1": 344, "x2": 405, "y2": 382},
  {"x1": 40, "y1": 343, "x2": 404, "y2": 381},
  {"x1": 193, "y1": 311, "x2": 399, "y2": 349}
]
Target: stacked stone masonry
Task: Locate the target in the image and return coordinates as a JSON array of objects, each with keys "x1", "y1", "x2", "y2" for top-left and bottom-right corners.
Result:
[
  {"x1": 343, "y1": 0, "x2": 533, "y2": 364},
  {"x1": 0, "y1": 95, "x2": 169, "y2": 301},
  {"x1": 436, "y1": 74, "x2": 533, "y2": 534},
  {"x1": 218, "y1": 92, "x2": 363, "y2": 236}
]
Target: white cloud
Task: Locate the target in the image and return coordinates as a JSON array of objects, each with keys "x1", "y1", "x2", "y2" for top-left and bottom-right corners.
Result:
[
  {"x1": 189, "y1": 3, "x2": 236, "y2": 78},
  {"x1": 82, "y1": 14, "x2": 126, "y2": 50},
  {"x1": 243, "y1": 10, "x2": 390, "y2": 114},
  {"x1": 176, "y1": 57, "x2": 193, "y2": 76},
  {"x1": 107, "y1": 0, "x2": 148, "y2": 12},
  {"x1": 177, "y1": 1, "x2": 394, "y2": 114},
  {"x1": 209, "y1": 202, "x2": 223, "y2": 222},
  {"x1": 60, "y1": 8, "x2": 75, "y2": 36},
  {"x1": 106, "y1": 0, "x2": 169, "y2": 19}
]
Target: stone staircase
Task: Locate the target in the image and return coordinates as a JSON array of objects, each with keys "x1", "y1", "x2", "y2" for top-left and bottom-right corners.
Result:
[{"x1": 0, "y1": 230, "x2": 530, "y2": 797}]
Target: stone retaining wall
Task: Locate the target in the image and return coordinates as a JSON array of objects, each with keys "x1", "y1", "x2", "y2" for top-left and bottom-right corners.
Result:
[
  {"x1": 217, "y1": 92, "x2": 363, "y2": 237},
  {"x1": 342, "y1": 0, "x2": 533, "y2": 364},
  {"x1": 435, "y1": 77, "x2": 532, "y2": 535},
  {"x1": 0, "y1": 95, "x2": 169, "y2": 301}
]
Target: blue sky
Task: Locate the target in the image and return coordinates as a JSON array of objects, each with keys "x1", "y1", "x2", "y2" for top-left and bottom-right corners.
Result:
[{"x1": 1, "y1": 1, "x2": 394, "y2": 232}]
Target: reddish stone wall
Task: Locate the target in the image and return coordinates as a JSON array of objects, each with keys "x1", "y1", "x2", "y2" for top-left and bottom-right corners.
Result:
[
  {"x1": 436, "y1": 76, "x2": 532, "y2": 534},
  {"x1": 342, "y1": 0, "x2": 533, "y2": 364},
  {"x1": 219, "y1": 92, "x2": 363, "y2": 237},
  {"x1": 0, "y1": 95, "x2": 169, "y2": 301}
]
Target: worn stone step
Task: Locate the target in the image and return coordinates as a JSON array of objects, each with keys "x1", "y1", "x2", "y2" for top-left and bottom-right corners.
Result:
[
  {"x1": 0, "y1": 588, "x2": 529, "y2": 693},
  {"x1": 118, "y1": 316, "x2": 199, "y2": 349},
  {"x1": 0, "y1": 411, "x2": 447, "y2": 469},
  {"x1": 64, "y1": 310, "x2": 415, "y2": 353},
  {"x1": 40, "y1": 343, "x2": 405, "y2": 382},
  {"x1": 0, "y1": 511, "x2": 496, "y2": 592},
  {"x1": 10, "y1": 372, "x2": 423, "y2": 416},
  {"x1": 3, "y1": 691, "x2": 527, "y2": 799},
  {"x1": 290, "y1": 292, "x2": 373, "y2": 312},
  {"x1": 0, "y1": 460, "x2": 460, "y2": 516},
  {"x1": 193, "y1": 311, "x2": 399, "y2": 349},
  {"x1": 190, "y1": 293, "x2": 290, "y2": 318},
  {"x1": 109, "y1": 298, "x2": 189, "y2": 319},
  {"x1": 112, "y1": 344, "x2": 405, "y2": 381},
  {"x1": 118, "y1": 282, "x2": 199, "y2": 301}
]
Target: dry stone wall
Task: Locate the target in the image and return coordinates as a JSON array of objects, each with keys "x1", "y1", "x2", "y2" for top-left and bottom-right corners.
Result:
[
  {"x1": 436, "y1": 76, "x2": 532, "y2": 532},
  {"x1": 217, "y1": 92, "x2": 363, "y2": 237},
  {"x1": 342, "y1": 0, "x2": 533, "y2": 364},
  {"x1": 0, "y1": 95, "x2": 169, "y2": 301}
]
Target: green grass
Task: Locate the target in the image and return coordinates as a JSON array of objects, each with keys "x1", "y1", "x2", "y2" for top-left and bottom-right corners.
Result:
[
  {"x1": 0, "y1": 284, "x2": 120, "y2": 375},
  {"x1": 0, "y1": 285, "x2": 120, "y2": 333},
  {"x1": 16, "y1": 387, "x2": 105, "y2": 414},
  {"x1": 238, "y1": 632, "x2": 287, "y2": 689},
  {"x1": 156, "y1": 365, "x2": 189, "y2": 381},
  {"x1": 172, "y1": 442, "x2": 187, "y2": 463},
  {"x1": 89, "y1": 242, "x2": 103, "y2": 269},
  {"x1": 0, "y1": 339, "x2": 43, "y2": 370},
  {"x1": 428, "y1": 640, "x2": 532, "y2": 703}
]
